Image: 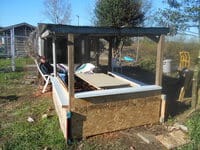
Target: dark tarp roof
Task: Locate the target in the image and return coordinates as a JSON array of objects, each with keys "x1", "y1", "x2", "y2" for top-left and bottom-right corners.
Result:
[{"x1": 38, "y1": 23, "x2": 169, "y2": 39}]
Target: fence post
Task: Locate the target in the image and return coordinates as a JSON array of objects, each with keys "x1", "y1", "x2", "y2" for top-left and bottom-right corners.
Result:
[{"x1": 10, "y1": 27, "x2": 15, "y2": 71}]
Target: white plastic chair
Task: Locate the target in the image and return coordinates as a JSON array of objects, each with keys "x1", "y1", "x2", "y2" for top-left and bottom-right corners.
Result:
[{"x1": 34, "y1": 59, "x2": 52, "y2": 93}]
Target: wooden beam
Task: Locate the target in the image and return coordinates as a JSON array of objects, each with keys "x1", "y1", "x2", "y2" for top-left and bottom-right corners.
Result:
[
  {"x1": 52, "y1": 36, "x2": 57, "y2": 76},
  {"x1": 68, "y1": 34, "x2": 75, "y2": 104},
  {"x1": 108, "y1": 38, "x2": 113, "y2": 72},
  {"x1": 155, "y1": 35, "x2": 165, "y2": 86}
]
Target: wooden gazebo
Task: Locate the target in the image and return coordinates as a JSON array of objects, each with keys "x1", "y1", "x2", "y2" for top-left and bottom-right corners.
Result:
[{"x1": 37, "y1": 23, "x2": 169, "y2": 140}]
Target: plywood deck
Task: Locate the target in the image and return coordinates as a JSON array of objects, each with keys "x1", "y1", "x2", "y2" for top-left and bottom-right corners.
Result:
[{"x1": 76, "y1": 73, "x2": 130, "y2": 89}]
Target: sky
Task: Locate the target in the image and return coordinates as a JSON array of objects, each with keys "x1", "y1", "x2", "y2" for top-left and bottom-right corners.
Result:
[
  {"x1": 1, "y1": 0, "x2": 198, "y2": 41},
  {"x1": 0, "y1": 0, "x2": 96, "y2": 27},
  {"x1": 0, "y1": 0, "x2": 164, "y2": 27}
]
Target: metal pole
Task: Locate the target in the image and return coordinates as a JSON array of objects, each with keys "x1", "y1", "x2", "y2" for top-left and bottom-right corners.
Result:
[
  {"x1": 10, "y1": 27, "x2": 15, "y2": 71},
  {"x1": 52, "y1": 36, "x2": 57, "y2": 76},
  {"x1": 76, "y1": 15, "x2": 79, "y2": 26}
]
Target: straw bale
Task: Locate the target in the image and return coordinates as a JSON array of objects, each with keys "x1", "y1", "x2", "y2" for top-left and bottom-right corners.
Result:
[{"x1": 71, "y1": 93, "x2": 161, "y2": 138}]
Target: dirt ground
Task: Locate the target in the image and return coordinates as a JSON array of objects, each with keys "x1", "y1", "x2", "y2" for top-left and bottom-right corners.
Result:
[
  {"x1": 50, "y1": 63, "x2": 191, "y2": 149},
  {"x1": 1, "y1": 60, "x2": 191, "y2": 150}
]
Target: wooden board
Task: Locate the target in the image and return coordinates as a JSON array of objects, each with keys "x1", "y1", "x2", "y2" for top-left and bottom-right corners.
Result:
[{"x1": 76, "y1": 73, "x2": 130, "y2": 89}]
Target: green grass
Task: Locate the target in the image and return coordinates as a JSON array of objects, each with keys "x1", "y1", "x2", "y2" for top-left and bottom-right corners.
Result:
[
  {"x1": 0, "y1": 57, "x2": 33, "y2": 86},
  {"x1": 177, "y1": 110, "x2": 200, "y2": 150},
  {"x1": 1, "y1": 57, "x2": 200, "y2": 150},
  {"x1": 185, "y1": 110, "x2": 200, "y2": 149},
  {"x1": 0, "y1": 57, "x2": 131, "y2": 150},
  {"x1": 0, "y1": 57, "x2": 67, "y2": 150}
]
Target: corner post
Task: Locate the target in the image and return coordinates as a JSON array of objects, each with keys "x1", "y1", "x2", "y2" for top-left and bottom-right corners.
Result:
[
  {"x1": 155, "y1": 35, "x2": 165, "y2": 86},
  {"x1": 68, "y1": 34, "x2": 75, "y2": 104}
]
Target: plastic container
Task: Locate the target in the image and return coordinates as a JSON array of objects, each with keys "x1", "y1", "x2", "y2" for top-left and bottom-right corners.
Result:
[{"x1": 163, "y1": 59, "x2": 172, "y2": 75}]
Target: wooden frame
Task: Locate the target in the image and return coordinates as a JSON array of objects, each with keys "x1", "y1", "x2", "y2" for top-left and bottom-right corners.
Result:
[{"x1": 37, "y1": 23, "x2": 169, "y2": 141}]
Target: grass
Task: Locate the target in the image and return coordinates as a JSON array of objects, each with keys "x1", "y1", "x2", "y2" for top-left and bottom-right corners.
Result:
[
  {"x1": 181, "y1": 110, "x2": 200, "y2": 150},
  {"x1": 0, "y1": 57, "x2": 67, "y2": 150},
  {"x1": 1, "y1": 57, "x2": 200, "y2": 150},
  {"x1": 0, "y1": 57, "x2": 130, "y2": 150}
]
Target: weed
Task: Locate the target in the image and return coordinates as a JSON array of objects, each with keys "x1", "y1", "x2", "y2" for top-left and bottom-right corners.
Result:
[
  {"x1": 167, "y1": 115, "x2": 176, "y2": 125},
  {"x1": 186, "y1": 111, "x2": 200, "y2": 149}
]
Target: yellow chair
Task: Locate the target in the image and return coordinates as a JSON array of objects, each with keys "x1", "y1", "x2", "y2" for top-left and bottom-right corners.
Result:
[
  {"x1": 179, "y1": 51, "x2": 190, "y2": 70},
  {"x1": 178, "y1": 51, "x2": 192, "y2": 101}
]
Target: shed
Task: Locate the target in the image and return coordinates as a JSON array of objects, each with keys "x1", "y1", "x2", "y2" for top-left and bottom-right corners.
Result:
[
  {"x1": 0, "y1": 22, "x2": 35, "y2": 57},
  {"x1": 37, "y1": 23, "x2": 169, "y2": 140}
]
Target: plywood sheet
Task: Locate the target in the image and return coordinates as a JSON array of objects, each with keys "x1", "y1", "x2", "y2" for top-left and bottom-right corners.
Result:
[{"x1": 76, "y1": 73, "x2": 130, "y2": 89}]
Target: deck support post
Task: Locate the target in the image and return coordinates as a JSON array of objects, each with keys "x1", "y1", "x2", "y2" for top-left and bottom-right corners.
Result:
[
  {"x1": 67, "y1": 33, "x2": 74, "y2": 142},
  {"x1": 155, "y1": 35, "x2": 165, "y2": 86},
  {"x1": 68, "y1": 33, "x2": 75, "y2": 103}
]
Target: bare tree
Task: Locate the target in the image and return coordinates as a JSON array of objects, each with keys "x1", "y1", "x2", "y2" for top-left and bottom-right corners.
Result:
[{"x1": 43, "y1": 0, "x2": 71, "y2": 24}]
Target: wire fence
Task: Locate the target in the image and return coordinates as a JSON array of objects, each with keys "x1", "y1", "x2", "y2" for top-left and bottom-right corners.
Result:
[{"x1": 0, "y1": 35, "x2": 29, "y2": 58}]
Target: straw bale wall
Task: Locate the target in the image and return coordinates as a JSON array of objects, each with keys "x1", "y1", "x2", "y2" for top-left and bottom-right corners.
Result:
[{"x1": 71, "y1": 90, "x2": 161, "y2": 138}]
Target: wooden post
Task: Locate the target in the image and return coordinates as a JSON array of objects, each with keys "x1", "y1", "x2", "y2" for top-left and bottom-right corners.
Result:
[
  {"x1": 191, "y1": 65, "x2": 200, "y2": 108},
  {"x1": 108, "y1": 38, "x2": 113, "y2": 72},
  {"x1": 10, "y1": 27, "x2": 15, "y2": 71},
  {"x1": 155, "y1": 35, "x2": 165, "y2": 86},
  {"x1": 81, "y1": 39, "x2": 85, "y2": 63},
  {"x1": 38, "y1": 36, "x2": 44, "y2": 56},
  {"x1": 85, "y1": 36, "x2": 89, "y2": 62},
  {"x1": 95, "y1": 38, "x2": 100, "y2": 67},
  {"x1": 198, "y1": 87, "x2": 200, "y2": 106},
  {"x1": 68, "y1": 34, "x2": 75, "y2": 102},
  {"x1": 67, "y1": 34, "x2": 74, "y2": 142},
  {"x1": 52, "y1": 36, "x2": 57, "y2": 76},
  {"x1": 160, "y1": 94, "x2": 167, "y2": 123}
]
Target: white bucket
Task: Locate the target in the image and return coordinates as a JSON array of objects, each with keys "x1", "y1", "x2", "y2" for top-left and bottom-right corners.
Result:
[{"x1": 163, "y1": 59, "x2": 172, "y2": 75}]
